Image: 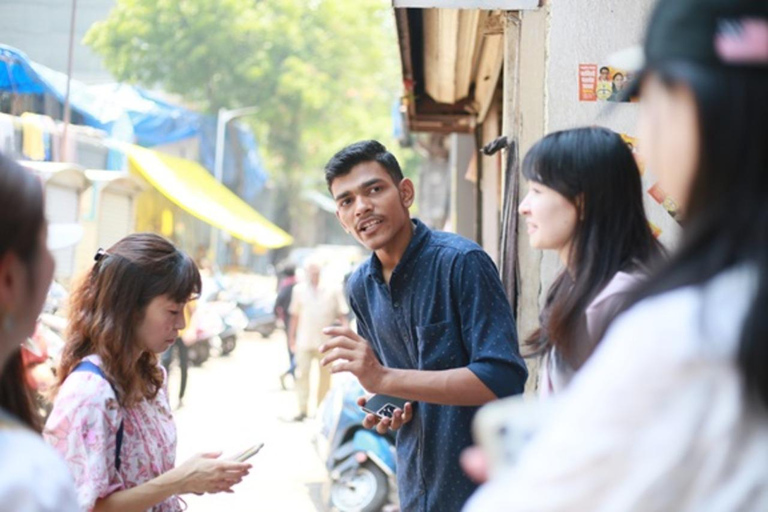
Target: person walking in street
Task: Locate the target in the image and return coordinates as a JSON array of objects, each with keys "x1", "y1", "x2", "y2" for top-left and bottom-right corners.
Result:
[
  {"x1": 464, "y1": 0, "x2": 768, "y2": 509},
  {"x1": 274, "y1": 264, "x2": 297, "y2": 390},
  {"x1": 160, "y1": 300, "x2": 195, "y2": 409},
  {"x1": 44, "y1": 233, "x2": 251, "y2": 511},
  {"x1": 320, "y1": 140, "x2": 528, "y2": 512},
  {"x1": 0, "y1": 151, "x2": 79, "y2": 511},
  {"x1": 288, "y1": 259, "x2": 348, "y2": 421}
]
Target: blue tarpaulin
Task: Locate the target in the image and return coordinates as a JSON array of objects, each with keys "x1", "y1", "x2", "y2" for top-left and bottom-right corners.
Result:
[
  {"x1": 29, "y1": 63, "x2": 135, "y2": 169},
  {"x1": 0, "y1": 45, "x2": 47, "y2": 94},
  {"x1": 199, "y1": 116, "x2": 269, "y2": 201},
  {"x1": 0, "y1": 44, "x2": 268, "y2": 198},
  {"x1": 89, "y1": 84, "x2": 201, "y2": 147}
]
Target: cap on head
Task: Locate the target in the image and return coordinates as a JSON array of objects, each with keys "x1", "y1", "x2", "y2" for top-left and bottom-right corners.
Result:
[{"x1": 623, "y1": 0, "x2": 768, "y2": 98}]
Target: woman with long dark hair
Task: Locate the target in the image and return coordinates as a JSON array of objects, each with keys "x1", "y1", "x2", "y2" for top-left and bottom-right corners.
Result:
[
  {"x1": 0, "y1": 347, "x2": 43, "y2": 432},
  {"x1": 465, "y1": 0, "x2": 768, "y2": 509},
  {"x1": 0, "y1": 151, "x2": 78, "y2": 510},
  {"x1": 44, "y1": 233, "x2": 251, "y2": 512},
  {"x1": 519, "y1": 126, "x2": 662, "y2": 394}
]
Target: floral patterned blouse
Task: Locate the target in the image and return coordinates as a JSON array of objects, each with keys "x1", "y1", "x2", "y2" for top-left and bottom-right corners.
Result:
[{"x1": 44, "y1": 355, "x2": 181, "y2": 511}]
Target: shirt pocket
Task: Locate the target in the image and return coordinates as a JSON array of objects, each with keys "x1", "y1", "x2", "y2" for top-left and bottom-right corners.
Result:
[{"x1": 415, "y1": 320, "x2": 466, "y2": 370}]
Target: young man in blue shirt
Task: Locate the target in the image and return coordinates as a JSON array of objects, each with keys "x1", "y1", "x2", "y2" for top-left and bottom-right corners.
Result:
[{"x1": 320, "y1": 140, "x2": 527, "y2": 511}]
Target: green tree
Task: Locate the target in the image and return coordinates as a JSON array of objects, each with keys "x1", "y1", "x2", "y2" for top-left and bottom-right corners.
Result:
[{"x1": 85, "y1": 0, "x2": 418, "y2": 238}]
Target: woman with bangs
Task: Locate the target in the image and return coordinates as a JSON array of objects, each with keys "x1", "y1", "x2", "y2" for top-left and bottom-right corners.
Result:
[
  {"x1": 466, "y1": 0, "x2": 768, "y2": 509},
  {"x1": 518, "y1": 127, "x2": 663, "y2": 395},
  {"x1": 44, "y1": 233, "x2": 251, "y2": 512}
]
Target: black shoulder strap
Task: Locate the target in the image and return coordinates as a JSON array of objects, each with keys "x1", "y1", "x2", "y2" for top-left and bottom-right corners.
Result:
[{"x1": 72, "y1": 361, "x2": 124, "y2": 472}]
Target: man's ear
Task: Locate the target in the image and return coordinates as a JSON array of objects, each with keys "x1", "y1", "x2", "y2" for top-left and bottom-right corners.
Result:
[
  {"x1": 399, "y1": 178, "x2": 415, "y2": 208},
  {"x1": 335, "y1": 210, "x2": 350, "y2": 234}
]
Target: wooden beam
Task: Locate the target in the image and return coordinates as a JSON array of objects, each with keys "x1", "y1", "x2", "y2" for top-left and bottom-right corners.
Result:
[
  {"x1": 473, "y1": 32, "x2": 505, "y2": 122},
  {"x1": 410, "y1": 114, "x2": 477, "y2": 133},
  {"x1": 455, "y1": 10, "x2": 482, "y2": 101},
  {"x1": 483, "y1": 10, "x2": 506, "y2": 34},
  {"x1": 393, "y1": 0, "x2": 539, "y2": 9},
  {"x1": 424, "y1": 9, "x2": 459, "y2": 103}
]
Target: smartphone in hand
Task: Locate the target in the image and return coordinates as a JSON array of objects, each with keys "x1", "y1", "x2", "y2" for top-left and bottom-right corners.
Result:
[
  {"x1": 231, "y1": 443, "x2": 264, "y2": 462},
  {"x1": 361, "y1": 394, "x2": 408, "y2": 419}
]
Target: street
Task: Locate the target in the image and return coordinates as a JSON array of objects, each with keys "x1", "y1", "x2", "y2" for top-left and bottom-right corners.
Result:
[{"x1": 169, "y1": 331, "x2": 331, "y2": 511}]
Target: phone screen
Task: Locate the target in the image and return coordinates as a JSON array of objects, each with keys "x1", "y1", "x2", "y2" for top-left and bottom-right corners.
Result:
[{"x1": 361, "y1": 394, "x2": 408, "y2": 419}]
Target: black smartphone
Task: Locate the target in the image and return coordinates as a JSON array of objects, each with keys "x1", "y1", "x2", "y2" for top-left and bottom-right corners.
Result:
[{"x1": 361, "y1": 394, "x2": 408, "y2": 419}]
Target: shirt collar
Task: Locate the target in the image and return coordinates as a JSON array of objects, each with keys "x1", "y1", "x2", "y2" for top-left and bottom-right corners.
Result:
[{"x1": 368, "y1": 218, "x2": 430, "y2": 282}]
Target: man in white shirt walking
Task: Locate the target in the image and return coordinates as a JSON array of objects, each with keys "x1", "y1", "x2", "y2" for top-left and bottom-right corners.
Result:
[{"x1": 288, "y1": 260, "x2": 349, "y2": 421}]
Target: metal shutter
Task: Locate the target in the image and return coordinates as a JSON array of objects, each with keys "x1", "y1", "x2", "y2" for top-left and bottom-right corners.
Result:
[
  {"x1": 98, "y1": 191, "x2": 133, "y2": 250},
  {"x1": 45, "y1": 184, "x2": 79, "y2": 280}
]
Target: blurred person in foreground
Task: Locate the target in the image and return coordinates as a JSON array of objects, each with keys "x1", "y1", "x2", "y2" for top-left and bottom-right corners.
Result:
[
  {"x1": 288, "y1": 259, "x2": 348, "y2": 421},
  {"x1": 44, "y1": 233, "x2": 251, "y2": 511},
  {"x1": 320, "y1": 140, "x2": 527, "y2": 511},
  {"x1": 0, "y1": 152, "x2": 79, "y2": 510},
  {"x1": 464, "y1": 0, "x2": 768, "y2": 510},
  {"x1": 0, "y1": 347, "x2": 44, "y2": 432}
]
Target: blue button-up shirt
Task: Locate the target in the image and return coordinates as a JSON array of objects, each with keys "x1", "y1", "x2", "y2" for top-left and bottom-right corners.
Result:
[{"x1": 347, "y1": 219, "x2": 528, "y2": 512}]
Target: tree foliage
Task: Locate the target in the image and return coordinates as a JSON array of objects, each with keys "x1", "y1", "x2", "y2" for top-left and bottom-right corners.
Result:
[{"x1": 85, "y1": 0, "x2": 413, "y2": 182}]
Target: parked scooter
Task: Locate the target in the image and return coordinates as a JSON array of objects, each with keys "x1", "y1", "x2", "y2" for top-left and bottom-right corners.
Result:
[
  {"x1": 186, "y1": 303, "x2": 219, "y2": 366},
  {"x1": 24, "y1": 318, "x2": 66, "y2": 419},
  {"x1": 239, "y1": 293, "x2": 277, "y2": 338},
  {"x1": 207, "y1": 298, "x2": 248, "y2": 356},
  {"x1": 29, "y1": 280, "x2": 69, "y2": 393},
  {"x1": 315, "y1": 375, "x2": 398, "y2": 512}
]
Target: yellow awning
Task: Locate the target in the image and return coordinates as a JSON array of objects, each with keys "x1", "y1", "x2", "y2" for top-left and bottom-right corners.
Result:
[{"x1": 126, "y1": 145, "x2": 293, "y2": 249}]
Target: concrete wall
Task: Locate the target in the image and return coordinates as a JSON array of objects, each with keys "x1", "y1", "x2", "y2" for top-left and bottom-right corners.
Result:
[
  {"x1": 503, "y1": 0, "x2": 684, "y2": 392},
  {"x1": 448, "y1": 133, "x2": 477, "y2": 239},
  {"x1": 546, "y1": 0, "x2": 650, "y2": 134},
  {"x1": 542, "y1": 0, "x2": 652, "y2": 293},
  {"x1": 418, "y1": 156, "x2": 452, "y2": 230},
  {"x1": 540, "y1": 0, "x2": 681, "y2": 294},
  {"x1": 508, "y1": 7, "x2": 549, "y2": 391},
  {"x1": 0, "y1": 0, "x2": 116, "y2": 83}
]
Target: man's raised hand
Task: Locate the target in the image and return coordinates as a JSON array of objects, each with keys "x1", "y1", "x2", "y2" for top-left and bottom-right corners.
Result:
[{"x1": 320, "y1": 326, "x2": 386, "y2": 392}]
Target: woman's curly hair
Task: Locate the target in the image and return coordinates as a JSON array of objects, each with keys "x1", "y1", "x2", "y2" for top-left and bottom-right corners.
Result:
[{"x1": 52, "y1": 233, "x2": 201, "y2": 407}]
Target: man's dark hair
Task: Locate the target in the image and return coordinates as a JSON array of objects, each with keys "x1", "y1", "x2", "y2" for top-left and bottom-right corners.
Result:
[
  {"x1": 599, "y1": 66, "x2": 610, "y2": 74},
  {"x1": 324, "y1": 140, "x2": 403, "y2": 191}
]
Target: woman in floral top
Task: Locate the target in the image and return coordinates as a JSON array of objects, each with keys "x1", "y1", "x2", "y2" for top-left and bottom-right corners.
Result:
[{"x1": 44, "y1": 233, "x2": 251, "y2": 511}]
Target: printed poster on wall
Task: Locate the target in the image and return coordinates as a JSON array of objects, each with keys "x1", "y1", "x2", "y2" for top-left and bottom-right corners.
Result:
[
  {"x1": 579, "y1": 63, "x2": 636, "y2": 102},
  {"x1": 620, "y1": 133, "x2": 681, "y2": 243}
]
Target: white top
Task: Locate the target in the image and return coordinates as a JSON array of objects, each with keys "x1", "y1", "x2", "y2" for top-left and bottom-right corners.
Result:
[
  {"x1": 289, "y1": 281, "x2": 349, "y2": 350},
  {"x1": 465, "y1": 266, "x2": 768, "y2": 511},
  {"x1": 0, "y1": 417, "x2": 79, "y2": 512}
]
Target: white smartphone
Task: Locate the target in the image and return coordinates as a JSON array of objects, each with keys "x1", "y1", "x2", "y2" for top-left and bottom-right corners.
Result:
[
  {"x1": 472, "y1": 395, "x2": 557, "y2": 477},
  {"x1": 231, "y1": 442, "x2": 264, "y2": 462}
]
